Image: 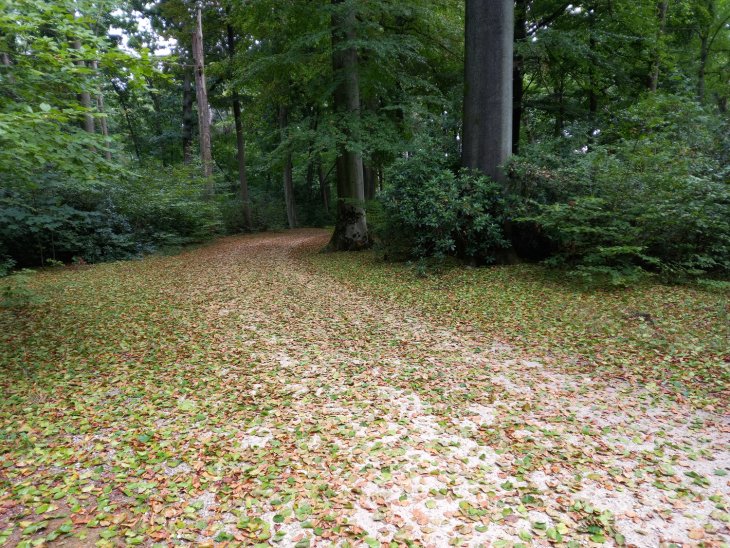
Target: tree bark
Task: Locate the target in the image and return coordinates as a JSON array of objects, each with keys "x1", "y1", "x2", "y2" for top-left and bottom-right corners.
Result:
[
  {"x1": 1, "y1": 52, "x2": 14, "y2": 84},
  {"x1": 588, "y1": 7, "x2": 598, "y2": 117},
  {"x1": 226, "y1": 24, "x2": 252, "y2": 229},
  {"x1": 191, "y1": 8, "x2": 214, "y2": 191},
  {"x1": 649, "y1": 0, "x2": 669, "y2": 92},
  {"x1": 328, "y1": 0, "x2": 369, "y2": 251},
  {"x1": 90, "y1": 60, "x2": 112, "y2": 160},
  {"x1": 111, "y1": 80, "x2": 141, "y2": 161},
  {"x1": 182, "y1": 68, "x2": 194, "y2": 164},
  {"x1": 512, "y1": 0, "x2": 526, "y2": 155},
  {"x1": 462, "y1": 0, "x2": 514, "y2": 183},
  {"x1": 363, "y1": 163, "x2": 376, "y2": 200},
  {"x1": 317, "y1": 156, "x2": 330, "y2": 213},
  {"x1": 72, "y1": 40, "x2": 95, "y2": 135},
  {"x1": 233, "y1": 100, "x2": 253, "y2": 229},
  {"x1": 278, "y1": 105, "x2": 297, "y2": 229},
  {"x1": 698, "y1": 34, "x2": 708, "y2": 102}
]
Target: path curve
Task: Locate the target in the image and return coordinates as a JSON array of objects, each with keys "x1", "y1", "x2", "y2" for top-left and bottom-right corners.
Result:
[{"x1": 1, "y1": 229, "x2": 728, "y2": 547}]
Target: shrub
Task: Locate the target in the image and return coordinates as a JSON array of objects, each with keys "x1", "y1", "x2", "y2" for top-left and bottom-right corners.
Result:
[
  {"x1": 1, "y1": 269, "x2": 40, "y2": 309},
  {"x1": 0, "y1": 164, "x2": 227, "y2": 267},
  {"x1": 373, "y1": 145, "x2": 508, "y2": 263},
  {"x1": 511, "y1": 94, "x2": 730, "y2": 285}
]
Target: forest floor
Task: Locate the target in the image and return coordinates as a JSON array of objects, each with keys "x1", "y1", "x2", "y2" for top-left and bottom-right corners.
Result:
[{"x1": 1, "y1": 229, "x2": 728, "y2": 547}]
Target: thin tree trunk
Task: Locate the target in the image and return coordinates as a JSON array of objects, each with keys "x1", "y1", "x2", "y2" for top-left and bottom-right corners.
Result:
[
  {"x1": 226, "y1": 24, "x2": 252, "y2": 229},
  {"x1": 73, "y1": 40, "x2": 95, "y2": 135},
  {"x1": 328, "y1": 0, "x2": 369, "y2": 251},
  {"x1": 233, "y1": 100, "x2": 253, "y2": 229},
  {"x1": 512, "y1": 0, "x2": 527, "y2": 155},
  {"x1": 554, "y1": 79, "x2": 565, "y2": 137},
  {"x1": 90, "y1": 60, "x2": 112, "y2": 160},
  {"x1": 698, "y1": 34, "x2": 708, "y2": 102},
  {"x1": 111, "y1": 81, "x2": 141, "y2": 161},
  {"x1": 145, "y1": 76, "x2": 167, "y2": 165},
  {"x1": 588, "y1": 8, "x2": 598, "y2": 117},
  {"x1": 278, "y1": 105, "x2": 297, "y2": 229},
  {"x1": 182, "y1": 68, "x2": 194, "y2": 164},
  {"x1": 363, "y1": 163, "x2": 376, "y2": 200},
  {"x1": 462, "y1": 0, "x2": 514, "y2": 183},
  {"x1": 649, "y1": 0, "x2": 669, "y2": 92},
  {"x1": 317, "y1": 156, "x2": 330, "y2": 213},
  {"x1": 1, "y1": 52, "x2": 14, "y2": 84},
  {"x1": 191, "y1": 8, "x2": 214, "y2": 191}
]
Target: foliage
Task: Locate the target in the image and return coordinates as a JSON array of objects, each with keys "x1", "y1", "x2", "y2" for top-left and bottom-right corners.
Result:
[
  {"x1": 510, "y1": 95, "x2": 730, "y2": 285},
  {"x1": 0, "y1": 269, "x2": 40, "y2": 308},
  {"x1": 372, "y1": 136, "x2": 508, "y2": 263},
  {"x1": 0, "y1": 165, "x2": 226, "y2": 267}
]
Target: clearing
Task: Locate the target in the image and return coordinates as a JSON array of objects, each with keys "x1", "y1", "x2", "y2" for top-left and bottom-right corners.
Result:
[{"x1": 1, "y1": 230, "x2": 728, "y2": 547}]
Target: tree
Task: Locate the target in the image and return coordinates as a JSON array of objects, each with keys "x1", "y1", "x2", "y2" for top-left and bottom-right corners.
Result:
[
  {"x1": 226, "y1": 20, "x2": 252, "y2": 229},
  {"x1": 328, "y1": 0, "x2": 369, "y2": 251},
  {"x1": 462, "y1": 0, "x2": 514, "y2": 183},
  {"x1": 191, "y1": 6, "x2": 213, "y2": 190},
  {"x1": 278, "y1": 105, "x2": 297, "y2": 229}
]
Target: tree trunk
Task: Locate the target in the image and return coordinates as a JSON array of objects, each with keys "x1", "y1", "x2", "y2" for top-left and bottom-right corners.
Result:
[
  {"x1": 90, "y1": 60, "x2": 112, "y2": 160},
  {"x1": 512, "y1": 0, "x2": 526, "y2": 155},
  {"x1": 317, "y1": 156, "x2": 330, "y2": 213},
  {"x1": 233, "y1": 100, "x2": 253, "y2": 229},
  {"x1": 72, "y1": 40, "x2": 95, "y2": 135},
  {"x1": 278, "y1": 105, "x2": 297, "y2": 229},
  {"x1": 2, "y1": 52, "x2": 14, "y2": 84},
  {"x1": 226, "y1": 24, "x2": 252, "y2": 229},
  {"x1": 588, "y1": 8, "x2": 598, "y2": 117},
  {"x1": 698, "y1": 34, "x2": 708, "y2": 102},
  {"x1": 649, "y1": 0, "x2": 669, "y2": 92},
  {"x1": 554, "y1": 79, "x2": 565, "y2": 137},
  {"x1": 182, "y1": 68, "x2": 194, "y2": 164},
  {"x1": 462, "y1": 0, "x2": 514, "y2": 183},
  {"x1": 328, "y1": 0, "x2": 369, "y2": 251},
  {"x1": 111, "y1": 80, "x2": 141, "y2": 161},
  {"x1": 191, "y1": 8, "x2": 214, "y2": 191},
  {"x1": 363, "y1": 163, "x2": 377, "y2": 200}
]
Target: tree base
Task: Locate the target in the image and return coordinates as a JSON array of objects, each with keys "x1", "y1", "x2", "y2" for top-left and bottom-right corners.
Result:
[{"x1": 326, "y1": 207, "x2": 371, "y2": 251}]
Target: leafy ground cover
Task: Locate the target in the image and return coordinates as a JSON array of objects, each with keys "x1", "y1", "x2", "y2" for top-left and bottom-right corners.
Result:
[
  {"x1": 308, "y1": 251, "x2": 729, "y2": 409},
  {"x1": 1, "y1": 229, "x2": 729, "y2": 547}
]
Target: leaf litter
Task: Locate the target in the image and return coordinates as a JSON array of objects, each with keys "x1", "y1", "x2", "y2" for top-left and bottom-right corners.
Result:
[{"x1": 0, "y1": 229, "x2": 728, "y2": 547}]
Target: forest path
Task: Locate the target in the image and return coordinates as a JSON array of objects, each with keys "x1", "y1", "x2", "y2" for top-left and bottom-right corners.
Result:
[{"x1": 1, "y1": 229, "x2": 728, "y2": 547}]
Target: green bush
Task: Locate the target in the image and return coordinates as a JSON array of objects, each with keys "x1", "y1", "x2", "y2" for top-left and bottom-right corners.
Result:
[
  {"x1": 0, "y1": 164, "x2": 226, "y2": 267},
  {"x1": 373, "y1": 144, "x2": 508, "y2": 263},
  {"x1": 1, "y1": 269, "x2": 40, "y2": 309},
  {"x1": 511, "y1": 94, "x2": 730, "y2": 285}
]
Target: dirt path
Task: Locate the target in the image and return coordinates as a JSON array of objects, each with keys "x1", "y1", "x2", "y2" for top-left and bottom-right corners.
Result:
[{"x1": 1, "y1": 230, "x2": 728, "y2": 547}]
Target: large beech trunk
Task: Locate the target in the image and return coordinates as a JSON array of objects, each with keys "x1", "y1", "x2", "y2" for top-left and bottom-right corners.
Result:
[
  {"x1": 462, "y1": 0, "x2": 513, "y2": 183},
  {"x1": 327, "y1": 0, "x2": 369, "y2": 251}
]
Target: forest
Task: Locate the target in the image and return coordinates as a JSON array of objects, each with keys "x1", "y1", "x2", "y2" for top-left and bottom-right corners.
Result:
[
  {"x1": 1, "y1": 1, "x2": 729, "y2": 547},
  {"x1": 1, "y1": 0, "x2": 728, "y2": 283}
]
